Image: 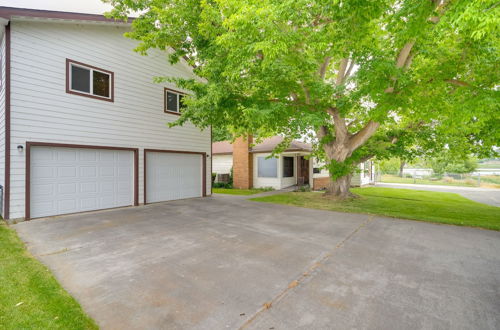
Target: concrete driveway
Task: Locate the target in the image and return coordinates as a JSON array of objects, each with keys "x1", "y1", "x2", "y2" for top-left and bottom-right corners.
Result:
[{"x1": 14, "y1": 195, "x2": 500, "y2": 330}]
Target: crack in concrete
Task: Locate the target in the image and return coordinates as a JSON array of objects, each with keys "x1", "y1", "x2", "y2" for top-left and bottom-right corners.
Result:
[
  {"x1": 36, "y1": 246, "x2": 81, "y2": 257},
  {"x1": 238, "y1": 215, "x2": 375, "y2": 329}
]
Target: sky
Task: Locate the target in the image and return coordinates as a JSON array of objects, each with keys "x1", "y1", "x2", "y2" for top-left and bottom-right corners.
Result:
[{"x1": 0, "y1": 0, "x2": 112, "y2": 14}]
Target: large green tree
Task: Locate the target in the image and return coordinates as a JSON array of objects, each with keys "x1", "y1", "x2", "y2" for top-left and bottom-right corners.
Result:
[{"x1": 107, "y1": 0, "x2": 499, "y2": 198}]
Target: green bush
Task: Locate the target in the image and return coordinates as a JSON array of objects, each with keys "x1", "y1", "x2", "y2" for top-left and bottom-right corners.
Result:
[{"x1": 213, "y1": 182, "x2": 233, "y2": 188}]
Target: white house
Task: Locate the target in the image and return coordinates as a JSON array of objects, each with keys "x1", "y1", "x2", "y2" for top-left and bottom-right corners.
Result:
[
  {"x1": 0, "y1": 7, "x2": 211, "y2": 221},
  {"x1": 212, "y1": 136, "x2": 375, "y2": 190}
]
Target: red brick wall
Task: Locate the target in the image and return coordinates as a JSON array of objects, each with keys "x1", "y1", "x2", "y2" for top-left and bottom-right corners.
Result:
[
  {"x1": 233, "y1": 136, "x2": 253, "y2": 189},
  {"x1": 313, "y1": 176, "x2": 362, "y2": 189},
  {"x1": 313, "y1": 177, "x2": 330, "y2": 190}
]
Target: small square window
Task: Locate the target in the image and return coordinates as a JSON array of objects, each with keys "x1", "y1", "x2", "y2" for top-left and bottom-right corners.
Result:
[
  {"x1": 164, "y1": 88, "x2": 186, "y2": 114},
  {"x1": 67, "y1": 59, "x2": 113, "y2": 102}
]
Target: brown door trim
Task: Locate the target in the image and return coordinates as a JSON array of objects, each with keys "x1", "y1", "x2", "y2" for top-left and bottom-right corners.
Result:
[
  {"x1": 144, "y1": 149, "x2": 207, "y2": 205},
  {"x1": 25, "y1": 142, "x2": 139, "y2": 220}
]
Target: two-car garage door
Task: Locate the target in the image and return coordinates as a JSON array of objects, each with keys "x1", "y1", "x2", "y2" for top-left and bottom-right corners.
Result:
[{"x1": 29, "y1": 146, "x2": 204, "y2": 219}]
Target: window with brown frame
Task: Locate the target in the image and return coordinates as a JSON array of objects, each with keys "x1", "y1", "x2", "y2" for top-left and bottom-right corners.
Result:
[
  {"x1": 164, "y1": 88, "x2": 186, "y2": 114},
  {"x1": 66, "y1": 59, "x2": 114, "y2": 102}
]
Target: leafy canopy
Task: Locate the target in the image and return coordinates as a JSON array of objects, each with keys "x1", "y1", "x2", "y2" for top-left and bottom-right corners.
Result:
[{"x1": 106, "y1": 0, "x2": 500, "y2": 162}]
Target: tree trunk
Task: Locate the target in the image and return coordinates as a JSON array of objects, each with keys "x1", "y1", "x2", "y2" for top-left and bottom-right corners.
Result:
[
  {"x1": 324, "y1": 174, "x2": 354, "y2": 199},
  {"x1": 399, "y1": 159, "x2": 406, "y2": 177}
]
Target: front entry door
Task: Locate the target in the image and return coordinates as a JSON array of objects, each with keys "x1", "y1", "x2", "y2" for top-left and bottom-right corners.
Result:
[{"x1": 297, "y1": 156, "x2": 309, "y2": 185}]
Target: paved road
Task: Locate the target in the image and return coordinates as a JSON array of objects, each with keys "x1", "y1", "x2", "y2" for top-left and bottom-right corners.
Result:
[
  {"x1": 14, "y1": 195, "x2": 500, "y2": 329},
  {"x1": 376, "y1": 182, "x2": 500, "y2": 207}
]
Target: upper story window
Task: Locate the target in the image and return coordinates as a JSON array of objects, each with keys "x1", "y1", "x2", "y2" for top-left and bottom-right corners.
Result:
[
  {"x1": 66, "y1": 59, "x2": 114, "y2": 102},
  {"x1": 164, "y1": 88, "x2": 186, "y2": 115}
]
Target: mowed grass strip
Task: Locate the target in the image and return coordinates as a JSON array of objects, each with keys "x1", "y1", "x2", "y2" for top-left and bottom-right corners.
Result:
[
  {"x1": 251, "y1": 187, "x2": 500, "y2": 230},
  {"x1": 0, "y1": 223, "x2": 97, "y2": 329},
  {"x1": 213, "y1": 188, "x2": 270, "y2": 195}
]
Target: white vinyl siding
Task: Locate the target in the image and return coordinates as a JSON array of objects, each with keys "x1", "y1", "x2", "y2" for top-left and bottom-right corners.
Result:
[
  {"x1": 212, "y1": 154, "x2": 233, "y2": 175},
  {"x1": 30, "y1": 147, "x2": 134, "y2": 218},
  {"x1": 146, "y1": 152, "x2": 202, "y2": 203},
  {"x1": 8, "y1": 20, "x2": 211, "y2": 219}
]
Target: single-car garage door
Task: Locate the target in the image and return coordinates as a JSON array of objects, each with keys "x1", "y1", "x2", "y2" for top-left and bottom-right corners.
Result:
[
  {"x1": 146, "y1": 151, "x2": 204, "y2": 203},
  {"x1": 29, "y1": 146, "x2": 135, "y2": 218}
]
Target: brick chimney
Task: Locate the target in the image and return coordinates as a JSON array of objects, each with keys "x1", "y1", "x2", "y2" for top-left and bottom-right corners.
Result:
[{"x1": 233, "y1": 135, "x2": 253, "y2": 189}]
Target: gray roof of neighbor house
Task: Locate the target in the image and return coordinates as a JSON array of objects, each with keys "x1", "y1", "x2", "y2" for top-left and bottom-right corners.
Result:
[{"x1": 212, "y1": 136, "x2": 312, "y2": 155}]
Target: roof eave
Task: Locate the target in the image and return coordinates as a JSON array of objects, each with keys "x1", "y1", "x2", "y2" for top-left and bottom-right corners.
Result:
[{"x1": 0, "y1": 6, "x2": 134, "y2": 25}]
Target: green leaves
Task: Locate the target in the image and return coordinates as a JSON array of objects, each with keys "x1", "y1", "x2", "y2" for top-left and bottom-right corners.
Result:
[{"x1": 105, "y1": 0, "x2": 499, "y2": 168}]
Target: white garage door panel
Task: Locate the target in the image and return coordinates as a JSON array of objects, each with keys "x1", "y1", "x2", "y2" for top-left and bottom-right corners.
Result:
[
  {"x1": 30, "y1": 147, "x2": 134, "y2": 218},
  {"x1": 146, "y1": 152, "x2": 202, "y2": 203}
]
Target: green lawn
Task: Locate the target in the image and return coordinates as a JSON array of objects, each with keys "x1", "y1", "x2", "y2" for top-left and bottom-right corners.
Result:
[
  {"x1": 0, "y1": 223, "x2": 97, "y2": 329},
  {"x1": 251, "y1": 187, "x2": 500, "y2": 231},
  {"x1": 213, "y1": 188, "x2": 271, "y2": 195}
]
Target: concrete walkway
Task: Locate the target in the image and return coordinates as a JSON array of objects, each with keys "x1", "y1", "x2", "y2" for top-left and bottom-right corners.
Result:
[
  {"x1": 375, "y1": 182, "x2": 500, "y2": 207},
  {"x1": 14, "y1": 195, "x2": 500, "y2": 329}
]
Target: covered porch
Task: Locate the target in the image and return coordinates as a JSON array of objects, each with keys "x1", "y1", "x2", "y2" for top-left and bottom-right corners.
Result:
[{"x1": 252, "y1": 152, "x2": 313, "y2": 190}]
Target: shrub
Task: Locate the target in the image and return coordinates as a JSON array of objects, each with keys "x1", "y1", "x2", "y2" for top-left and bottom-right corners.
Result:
[{"x1": 213, "y1": 182, "x2": 233, "y2": 188}]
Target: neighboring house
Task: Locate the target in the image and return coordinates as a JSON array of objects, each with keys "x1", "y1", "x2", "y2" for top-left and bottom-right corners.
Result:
[
  {"x1": 212, "y1": 136, "x2": 375, "y2": 190},
  {"x1": 0, "y1": 7, "x2": 211, "y2": 221}
]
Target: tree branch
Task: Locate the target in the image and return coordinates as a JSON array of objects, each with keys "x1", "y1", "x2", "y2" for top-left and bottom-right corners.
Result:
[
  {"x1": 300, "y1": 83, "x2": 311, "y2": 104},
  {"x1": 335, "y1": 58, "x2": 349, "y2": 86},
  {"x1": 327, "y1": 107, "x2": 349, "y2": 142},
  {"x1": 317, "y1": 125, "x2": 331, "y2": 142},
  {"x1": 385, "y1": 41, "x2": 415, "y2": 93},
  {"x1": 344, "y1": 59, "x2": 355, "y2": 80},
  {"x1": 319, "y1": 56, "x2": 332, "y2": 79},
  {"x1": 445, "y1": 79, "x2": 470, "y2": 87},
  {"x1": 404, "y1": 53, "x2": 414, "y2": 69},
  {"x1": 347, "y1": 121, "x2": 380, "y2": 152},
  {"x1": 429, "y1": 0, "x2": 452, "y2": 23},
  {"x1": 396, "y1": 41, "x2": 415, "y2": 69}
]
